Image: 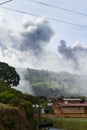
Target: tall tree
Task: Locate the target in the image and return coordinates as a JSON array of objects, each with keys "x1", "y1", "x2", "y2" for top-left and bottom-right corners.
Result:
[{"x1": 0, "y1": 62, "x2": 20, "y2": 87}]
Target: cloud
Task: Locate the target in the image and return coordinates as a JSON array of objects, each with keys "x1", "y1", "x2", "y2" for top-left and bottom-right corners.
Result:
[
  {"x1": 0, "y1": 14, "x2": 12, "y2": 52},
  {"x1": 17, "y1": 17, "x2": 54, "y2": 55},
  {"x1": 0, "y1": 15, "x2": 55, "y2": 94},
  {"x1": 0, "y1": 15, "x2": 54, "y2": 67},
  {"x1": 1, "y1": 13, "x2": 87, "y2": 75},
  {"x1": 58, "y1": 40, "x2": 87, "y2": 74},
  {"x1": 1, "y1": 14, "x2": 87, "y2": 95},
  {"x1": 16, "y1": 68, "x2": 33, "y2": 95},
  {"x1": 0, "y1": 16, "x2": 54, "y2": 51},
  {"x1": 58, "y1": 40, "x2": 78, "y2": 69}
]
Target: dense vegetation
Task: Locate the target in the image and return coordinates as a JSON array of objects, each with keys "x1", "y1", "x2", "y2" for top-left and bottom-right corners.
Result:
[
  {"x1": 0, "y1": 103, "x2": 38, "y2": 130},
  {"x1": 0, "y1": 79, "x2": 38, "y2": 105},
  {"x1": 0, "y1": 79, "x2": 39, "y2": 130}
]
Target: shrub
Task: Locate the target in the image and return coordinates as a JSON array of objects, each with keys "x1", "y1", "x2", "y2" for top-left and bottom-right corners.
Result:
[
  {"x1": 9, "y1": 98, "x2": 23, "y2": 106},
  {"x1": 0, "y1": 91, "x2": 16, "y2": 104},
  {"x1": 3, "y1": 117, "x2": 15, "y2": 130},
  {"x1": 19, "y1": 101, "x2": 34, "y2": 120}
]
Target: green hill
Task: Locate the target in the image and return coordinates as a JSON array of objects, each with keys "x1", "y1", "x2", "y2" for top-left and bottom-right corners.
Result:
[{"x1": 22, "y1": 68, "x2": 83, "y2": 96}]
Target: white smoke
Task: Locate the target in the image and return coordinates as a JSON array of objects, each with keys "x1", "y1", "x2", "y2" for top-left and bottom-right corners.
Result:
[
  {"x1": 16, "y1": 68, "x2": 33, "y2": 95},
  {"x1": 1, "y1": 14, "x2": 87, "y2": 95},
  {"x1": 0, "y1": 14, "x2": 87, "y2": 75},
  {"x1": 12, "y1": 16, "x2": 54, "y2": 56},
  {"x1": 58, "y1": 40, "x2": 87, "y2": 74},
  {"x1": 0, "y1": 15, "x2": 54, "y2": 68},
  {"x1": 0, "y1": 15, "x2": 54, "y2": 94}
]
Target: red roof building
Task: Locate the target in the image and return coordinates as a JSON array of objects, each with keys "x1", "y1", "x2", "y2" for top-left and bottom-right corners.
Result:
[{"x1": 53, "y1": 98, "x2": 87, "y2": 117}]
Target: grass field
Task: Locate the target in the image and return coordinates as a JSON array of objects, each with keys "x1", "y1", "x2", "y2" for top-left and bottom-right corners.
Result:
[{"x1": 43, "y1": 117, "x2": 87, "y2": 130}]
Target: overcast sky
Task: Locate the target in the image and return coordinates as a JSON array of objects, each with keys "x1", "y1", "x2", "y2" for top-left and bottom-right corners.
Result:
[
  {"x1": 1, "y1": 0, "x2": 87, "y2": 48},
  {"x1": 0, "y1": 0, "x2": 87, "y2": 74}
]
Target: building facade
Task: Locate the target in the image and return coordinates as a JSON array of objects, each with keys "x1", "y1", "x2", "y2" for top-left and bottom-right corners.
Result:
[{"x1": 53, "y1": 98, "x2": 87, "y2": 117}]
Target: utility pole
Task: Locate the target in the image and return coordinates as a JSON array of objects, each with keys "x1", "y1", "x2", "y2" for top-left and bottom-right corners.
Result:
[
  {"x1": 38, "y1": 102, "x2": 53, "y2": 130},
  {"x1": 38, "y1": 103, "x2": 41, "y2": 125}
]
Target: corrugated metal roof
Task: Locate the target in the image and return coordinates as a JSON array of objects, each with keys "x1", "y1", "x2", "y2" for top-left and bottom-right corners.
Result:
[
  {"x1": 61, "y1": 103, "x2": 87, "y2": 107},
  {"x1": 63, "y1": 98, "x2": 81, "y2": 101}
]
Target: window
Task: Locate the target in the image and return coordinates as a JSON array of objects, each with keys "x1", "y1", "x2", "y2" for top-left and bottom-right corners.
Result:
[
  {"x1": 65, "y1": 107, "x2": 69, "y2": 112},
  {"x1": 72, "y1": 107, "x2": 77, "y2": 112},
  {"x1": 80, "y1": 107, "x2": 83, "y2": 111}
]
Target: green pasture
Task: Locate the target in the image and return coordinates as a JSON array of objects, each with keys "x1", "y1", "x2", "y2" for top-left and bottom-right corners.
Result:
[{"x1": 43, "y1": 117, "x2": 87, "y2": 130}]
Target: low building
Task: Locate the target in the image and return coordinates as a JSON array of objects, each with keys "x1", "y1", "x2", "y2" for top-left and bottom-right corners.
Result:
[{"x1": 53, "y1": 98, "x2": 87, "y2": 117}]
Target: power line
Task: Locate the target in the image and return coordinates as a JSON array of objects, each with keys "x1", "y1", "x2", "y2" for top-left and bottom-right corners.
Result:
[
  {"x1": 28, "y1": 0, "x2": 87, "y2": 17},
  {"x1": 0, "y1": 6, "x2": 87, "y2": 28},
  {"x1": 0, "y1": 0, "x2": 13, "y2": 5}
]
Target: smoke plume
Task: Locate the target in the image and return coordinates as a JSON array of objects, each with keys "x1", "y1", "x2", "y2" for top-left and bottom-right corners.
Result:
[
  {"x1": 0, "y1": 14, "x2": 87, "y2": 95},
  {"x1": 58, "y1": 40, "x2": 87, "y2": 74},
  {"x1": 13, "y1": 17, "x2": 54, "y2": 56},
  {"x1": 0, "y1": 15, "x2": 54, "y2": 94},
  {"x1": 0, "y1": 15, "x2": 54, "y2": 67}
]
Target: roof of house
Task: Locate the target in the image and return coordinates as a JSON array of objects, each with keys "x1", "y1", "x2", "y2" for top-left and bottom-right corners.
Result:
[
  {"x1": 63, "y1": 98, "x2": 81, "y2": 101},
  {"x1": 59, "y1": 103, "x2": 87, "y2": 107}
]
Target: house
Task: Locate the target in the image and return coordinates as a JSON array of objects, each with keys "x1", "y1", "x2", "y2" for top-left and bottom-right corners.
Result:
[{"x1": 53, "y1": 98, "x2": 87, "y2": 117}]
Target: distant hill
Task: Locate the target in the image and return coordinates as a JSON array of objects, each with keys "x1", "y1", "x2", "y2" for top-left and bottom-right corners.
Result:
[{"x1": 17, "y1": 68, "x2": 87, "y2": 97}]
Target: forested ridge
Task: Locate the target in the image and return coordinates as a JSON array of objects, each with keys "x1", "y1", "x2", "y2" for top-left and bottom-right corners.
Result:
[{"x1": 23, "y1": 68, "x2": 85, "y2": 96}]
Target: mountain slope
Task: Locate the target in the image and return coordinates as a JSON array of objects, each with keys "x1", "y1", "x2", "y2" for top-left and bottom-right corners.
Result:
[{"x1": 18, "y1": 68, "x2": 87, "y2": 96}]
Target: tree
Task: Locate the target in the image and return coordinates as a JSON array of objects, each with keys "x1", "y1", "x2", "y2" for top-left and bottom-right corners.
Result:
[{"x1": 0, "y1": 62, "x2": 20, "y2": 87}]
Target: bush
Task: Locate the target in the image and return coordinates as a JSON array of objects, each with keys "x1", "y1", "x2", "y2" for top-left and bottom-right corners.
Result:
[
  {"x1": 9, "y1": 98, "x2": 23, "y2": 106},
  {"x1": 0, "y1": 91, "x2": 16, "y2": 104},
  {"x1": 3, "y1": 117, "x2": 15, "y2": 130},
  {"x1": 19, "y1": 101, "x2": 34, "y2": 120}
]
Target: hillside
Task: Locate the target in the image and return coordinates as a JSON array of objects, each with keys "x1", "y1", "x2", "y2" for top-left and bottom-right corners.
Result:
[
  {"x1": 19, "y1": 68, "x2": 87, "y2": 96},
  {"x1": 0, "y1": 80, "x2": 38, "y2": 130},
  {"x1": 0, "y1": 103, "x2": 37, "y2": 130}
]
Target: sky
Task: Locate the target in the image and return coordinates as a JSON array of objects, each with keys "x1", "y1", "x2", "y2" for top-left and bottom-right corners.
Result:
[{"x1": 0, "y1": 0, "x2": 87, "y2": 74}]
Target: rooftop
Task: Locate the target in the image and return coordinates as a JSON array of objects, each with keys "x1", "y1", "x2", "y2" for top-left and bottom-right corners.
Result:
[
  {"x1": 63, "y1": 98, "x2": 81, "y2": 101},
  {"x1": 59, "y1": 103, "x2": 87, "y2": 107}
]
